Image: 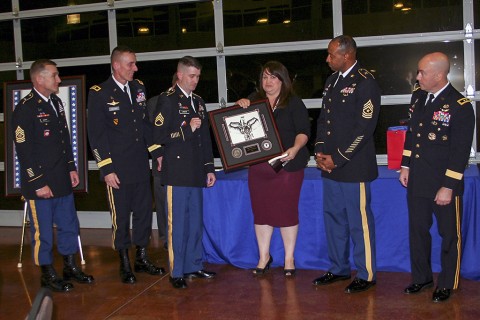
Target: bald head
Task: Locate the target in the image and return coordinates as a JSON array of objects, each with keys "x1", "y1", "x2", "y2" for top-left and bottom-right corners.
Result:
[{"x1": 416, "y1": 52, "x2": 450, "y2": 93}]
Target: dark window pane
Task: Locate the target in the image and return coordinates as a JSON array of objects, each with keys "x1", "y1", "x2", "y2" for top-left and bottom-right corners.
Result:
[
  {"x1": 344, "y1": 0, "x2": 463, "y2": 36},
  {"x1": 0, "y1": 21, "x2": 14, "y2": 62},
  {"x1": 226, "y1": 51, "x2": 330, "y2": 102},
  {"x1": 476, "y1": 102, "x2": 480, "y2": 151},
  {"x1": 224, "y1": 0, "x2": 331, "y2": 45},
  {"x1": 0, "y1": 1, "x2": 11, "y2": 12},
  {"x1": 357, "y1": 41, "x2": 465, "y2": 95},
  {"x1": 19, "y1": 0, "x2": 104, "y2": 11},
  {"x1": 475, "y1": 0, "x2": 480, "y2": 28},
  {"x1": 476, "y1": 40, "x2": 480, "y2": 87},
  {"x1": 22, "y1": 12, "x2": 109, "y2": 60},
  {"x1": 116, "y1": 3, "x2": 214, "y2": 53}
]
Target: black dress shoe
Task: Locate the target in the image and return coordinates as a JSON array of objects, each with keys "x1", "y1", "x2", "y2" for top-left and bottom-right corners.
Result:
[
  {"x1": 312, "y1": 272, "x2": 351, "y2": 285},
  {"x1": 344, "y1": 278, "x2": 376, "y2": 293},
  {"x1": 432, "y1": 288, "x2": 451, "y2": 302},
  {"x1": 40, "y1": 265, "x2": 74, "y2": 292},
  {"x1": 170, "y1": 277, "x2": 188, "y2": 289},
  {"x1": 134, "y1": 246, "x2": 166, "y2": 275},
  {"x1": 404, "y1": 280, "x2": 433, "y2": 294},
  {"x1": 253, "y1": 255, "x2": 273, "y2": 275},
  {"x1": 185, "y1": 270, "x2": 216, "y2": 279}
]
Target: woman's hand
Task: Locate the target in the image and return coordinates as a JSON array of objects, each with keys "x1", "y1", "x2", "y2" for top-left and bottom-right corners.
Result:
[{"x1": 235, "y1": 98, "x2": 250, "y2": 109}]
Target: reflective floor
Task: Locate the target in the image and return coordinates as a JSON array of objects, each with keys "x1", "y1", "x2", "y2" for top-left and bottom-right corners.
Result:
[{"x1": 1, "y1": 227, "x2": 479, "y2": 319}]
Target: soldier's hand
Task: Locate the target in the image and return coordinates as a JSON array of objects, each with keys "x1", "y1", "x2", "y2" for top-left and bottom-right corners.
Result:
[
  {"x1": 70, "y1": 171, "x2": 80, "y2": 188},
  {"x1": 105, "y1": 173, "x2": 120, "y2": 189},
  {"x1": 36, "y1": 185, "x2": 54, "y2": 199},
  {"x1": 190, "y1": 117, "x2": 201, "y2": 132}
]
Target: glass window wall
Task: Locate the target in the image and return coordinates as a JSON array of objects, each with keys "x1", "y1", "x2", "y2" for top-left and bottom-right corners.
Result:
[
  {"x1": 224, "y1": 0, "x2": 332, "y2": 46},
  {"x1": 343, "y1": 0, "x2": 463, "y2": 36},
  {"x1": 0, "y1": 21, "x2": 14, "y2": 63},
  {"x1": 22, "y1": 12, "x2": 109, "y2": 61},
  {"x1": 19, "y1": 0, "x2": 104, "y2": 11},
  {"x1": 116, "y1": 3, "x2": 215, "y2": 53}
]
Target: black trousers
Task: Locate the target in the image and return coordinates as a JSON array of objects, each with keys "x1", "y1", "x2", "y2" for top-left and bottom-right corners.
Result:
[
  {"x1": 407, "y1": 194, "x2": 462, "y2": 289},
  {"x1": 107, "y1": 181, "x2": 153, "y2": 250}
]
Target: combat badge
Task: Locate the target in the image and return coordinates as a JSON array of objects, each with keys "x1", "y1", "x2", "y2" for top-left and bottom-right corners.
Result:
[
  {"x1": 362, "y1": 100, "x2": 374, "y2": 119},
  {"x1": 15, "y1": 126, "x2": 25, "y2": 143},
  {"x1": 155, "y1": 113, "x2": 164, "y2": 126}
]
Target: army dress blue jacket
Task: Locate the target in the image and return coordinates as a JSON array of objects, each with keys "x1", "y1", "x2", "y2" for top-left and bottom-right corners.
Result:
[
  {"x1": 87, "y1": 76, "x2": 161, "y2": 184},
  {"x1": 315, "y1": 63, "x2": 381, "y2": 182},
  {"x1": 401, "y1": 83, "x2": 474, "y2": 198},
  {"x1": 153, "y1": 85, "x2": 215, "y2": 187},
  {"x1": 11, "y1": 90, "x2": 77, "y2": 199}
]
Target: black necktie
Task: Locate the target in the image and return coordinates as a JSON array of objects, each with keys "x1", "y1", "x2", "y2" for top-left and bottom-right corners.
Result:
[
  {"x1": 334, "y1": 74, "x2": 343, "y2": 87},
  {"x1": 425, "y1": 93, "x2": 434, "y2": 106},
  {"x1": 48, "y1": 98, "x2": 58, "y2": 117},
  {"x1": 188, "y1": 95, "x2": 196, "y2": 112},
  {"x1": 123, "y1": 85, "x2": 131, "y2": 103}
]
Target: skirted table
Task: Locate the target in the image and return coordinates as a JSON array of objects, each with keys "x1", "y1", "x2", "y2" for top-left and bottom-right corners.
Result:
[{"x1": 202, "y1": 165, "x2": 480, "y2": 281}]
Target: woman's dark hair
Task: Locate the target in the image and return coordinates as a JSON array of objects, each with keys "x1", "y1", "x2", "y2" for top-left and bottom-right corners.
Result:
[{"x1": 257, "y1": 61, "x2": 293, "y2": 109}]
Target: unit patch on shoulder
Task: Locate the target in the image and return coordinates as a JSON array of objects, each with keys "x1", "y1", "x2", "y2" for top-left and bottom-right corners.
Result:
[
  {"x1": 457, "y1": 97, "x2": 471, "y2": 106},
  {"x1": 155, "y1": 113, "x2": 164, "y2": 126},
  {"x1": 15, "y1": 126, "x2": 26, "y2": 143},
  {"x1": 362, "y1": 100, "x2": 374, "y2": 119},
  {"x1": 90, "y1": 85, "x2": 102, "y2": 92}
]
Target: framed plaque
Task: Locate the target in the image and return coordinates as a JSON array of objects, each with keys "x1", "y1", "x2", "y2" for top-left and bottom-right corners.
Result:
[
  {"x1": 209, "y1": 99, "x2": 284, "y2": 172},
  {"x1": 3, "y1": 76, "x2": 88, "y2": 196}
]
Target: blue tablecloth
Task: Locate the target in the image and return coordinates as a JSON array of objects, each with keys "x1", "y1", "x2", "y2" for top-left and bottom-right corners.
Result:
[{"x1": 203, "y1": 165, "x2": 480, "y2": 280}]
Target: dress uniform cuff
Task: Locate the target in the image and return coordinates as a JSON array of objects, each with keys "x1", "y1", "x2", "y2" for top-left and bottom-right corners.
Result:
[
  {"x1": 67, "y1": 160, "x2": 77, "y2": 173},
  {"x1": 29, "y1": 175, "x2": 47, "y2": 193},
  {"x1": 443, "y1": 170, "x2": 463, "y2": 190},
  {"x1": 149, "y1": 145, "x2": 163, "y2": 159}
]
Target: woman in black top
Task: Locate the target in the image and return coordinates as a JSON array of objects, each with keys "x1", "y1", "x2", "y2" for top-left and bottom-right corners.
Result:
[{"x1": 236, "y1": 61, "x2": 310, "y2": 276}]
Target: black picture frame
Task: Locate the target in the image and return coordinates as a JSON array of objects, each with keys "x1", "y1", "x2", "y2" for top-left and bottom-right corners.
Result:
[
  {"x1": 209, "y1": 99, "x2": 284, "y2": 172},
  {"x1": 3, "y1": 76, "x2": 88, "y2": 196}
]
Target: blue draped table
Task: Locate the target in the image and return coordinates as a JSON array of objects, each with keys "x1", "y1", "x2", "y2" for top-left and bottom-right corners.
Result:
[{"x1": 202, "y1": 165, "x2": 480, "y2": 280}]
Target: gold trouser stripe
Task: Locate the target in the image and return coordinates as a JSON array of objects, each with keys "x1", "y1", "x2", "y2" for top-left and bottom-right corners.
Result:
[
  {"x1": 107, "y1": 186, "x2": 117, "y2": 250},
  {"x1": 29, "y1": 200, "x2": 41, "y2": 266},
  {"x1": 453, "y1": 196, "x2": 461, "y2": 289},
  {"x1": 167, "y1": 186, "x2": 174, "y2": 272},
  {"x1": 359, "y1": 183, "x2": 374, "y2": 281}
]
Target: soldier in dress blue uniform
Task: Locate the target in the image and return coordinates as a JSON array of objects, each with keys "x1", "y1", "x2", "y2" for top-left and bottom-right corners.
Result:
[
  {"x1": 87, "y1": 46, "x2": 165, "y2": 284},
  {"x1": 153, "y1": 56, "x2": 216, "y2": 289},
  {"x1": 11, "y1": 59, "x2": 94, "y2": 292},
  {"x1": 400, "y1": 52, "x2": 475, "y2": 302},
  {"x1": 312, "y1": 35, "x2": 380, "y2": 293}
]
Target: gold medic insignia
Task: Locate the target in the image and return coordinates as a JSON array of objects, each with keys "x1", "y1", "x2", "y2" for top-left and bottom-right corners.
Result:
[
  {"x1": 113, "y1": 118, "x2": 119, "y2": 125},
  {"x1": 362, "y1": 100, "x2": 374, "y2": 119},
  {"x1": 457, "y1": 97, "x2": 471, "y2": 105},
  {"x1": 90, "y1": 85, "x2": 101, "y2": 92},
  {"x1": 428, "y1": 133, "x2": 436, "y2": 140},
  {"x1": 15, "y1": 126, "x2": 26, "y2": 143},
  {"x1": 155, "y1": 113, "x2": 164, "y2": 126}
]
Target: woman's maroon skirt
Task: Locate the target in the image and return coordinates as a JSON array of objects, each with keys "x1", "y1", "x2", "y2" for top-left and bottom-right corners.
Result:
[{"x1": 248, "y1": 162, "x2": 304, "y2": 227}]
